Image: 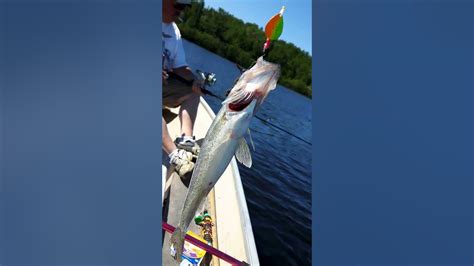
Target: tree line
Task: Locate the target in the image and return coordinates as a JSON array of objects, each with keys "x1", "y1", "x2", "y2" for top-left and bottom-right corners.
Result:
[{"x1": 177, "y1": 5, "x2": 312, "y2": 98}]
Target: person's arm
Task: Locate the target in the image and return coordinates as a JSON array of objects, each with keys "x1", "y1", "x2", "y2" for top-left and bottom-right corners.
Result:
[{"x1": 169, "y1": 28, "x2": 203, "y2": 93}]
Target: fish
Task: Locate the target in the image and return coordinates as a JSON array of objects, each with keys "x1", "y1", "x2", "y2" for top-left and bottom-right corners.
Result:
[{"x1": 170, "y1": 56, "x2": 280, "y2": 262}]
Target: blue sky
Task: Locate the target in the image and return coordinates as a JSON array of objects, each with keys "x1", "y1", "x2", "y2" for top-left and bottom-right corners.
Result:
[{"x1": 205, "y1": 0, "x2": 312, "y2": 55}]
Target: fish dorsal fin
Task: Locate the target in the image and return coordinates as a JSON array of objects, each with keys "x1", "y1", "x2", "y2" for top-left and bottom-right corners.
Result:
[
  {"x1": 235, "y1": 138, "x2": 252, "y2": 168},
  {"x1": 247, "y1": 128, "x2": 256, "y2": 151}
]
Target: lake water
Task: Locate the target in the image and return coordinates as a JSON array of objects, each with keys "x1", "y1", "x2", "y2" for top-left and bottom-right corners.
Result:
[{"x1": 183, "y1": 40, "x2": 312, "y2": 265}]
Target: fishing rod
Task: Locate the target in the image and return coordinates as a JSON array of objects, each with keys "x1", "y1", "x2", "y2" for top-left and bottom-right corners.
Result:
[
  {"x1": 163, "y1": 221, "x2": 249, "y2": 265},
  {"x1": 205, "y1": 91, "x2": 311, "y2": 146}
]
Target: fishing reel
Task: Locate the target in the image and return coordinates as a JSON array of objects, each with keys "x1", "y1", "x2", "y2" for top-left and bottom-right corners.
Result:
[{"x1": 195, "y1": 70, "x2": 217, "y2": 87}]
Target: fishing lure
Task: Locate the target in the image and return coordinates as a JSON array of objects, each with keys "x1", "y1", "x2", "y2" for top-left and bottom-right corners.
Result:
[{"x1": 263, "y1": 6, "x2": 285, "y2": 53}]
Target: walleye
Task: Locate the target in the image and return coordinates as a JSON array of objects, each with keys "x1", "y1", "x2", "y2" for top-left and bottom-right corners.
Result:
[{"x1": 170, "y1": 56, "x2": 280, "y2": 262}]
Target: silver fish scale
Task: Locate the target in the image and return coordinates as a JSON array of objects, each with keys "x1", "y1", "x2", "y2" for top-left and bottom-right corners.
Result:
[{"x1": 176, "y1": 106, "x2": 239, "y2": 230}]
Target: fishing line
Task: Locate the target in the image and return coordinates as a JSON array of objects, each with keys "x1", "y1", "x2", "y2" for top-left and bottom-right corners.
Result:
[
  {"x1": 201, "y1": 90, "x2": 312, "y2": 146},
  {"x1": 254, "y1": 115, "x2": 312, "y2": 146}
]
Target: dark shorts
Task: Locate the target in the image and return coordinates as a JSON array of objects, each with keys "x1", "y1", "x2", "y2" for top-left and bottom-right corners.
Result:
[{"x1": 163, "y1": 73, "x2": 194, "y2": 108}]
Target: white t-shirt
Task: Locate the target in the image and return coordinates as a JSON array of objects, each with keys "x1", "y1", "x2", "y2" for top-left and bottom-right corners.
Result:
[{"x1": 162, "y1": 22, "x2": 187, "y2": 71}]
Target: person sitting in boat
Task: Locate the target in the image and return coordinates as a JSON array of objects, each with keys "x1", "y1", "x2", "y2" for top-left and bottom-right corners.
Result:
[{"x1": 162, "y1": 0, "x2": 203, "y2": 177}]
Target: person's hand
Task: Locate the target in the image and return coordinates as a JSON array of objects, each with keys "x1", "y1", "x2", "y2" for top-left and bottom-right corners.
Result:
[
  {"x1": 162, "y1": 70, "x2": 169, "y2": 85},
  {"x1": 192, "y1": 78, "x2": 204, "y2": 94}
]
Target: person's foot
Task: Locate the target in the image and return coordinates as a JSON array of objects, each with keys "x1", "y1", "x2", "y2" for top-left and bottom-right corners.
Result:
[
  {"x1": 175, "y1": 134, "x2": 200, "y2": 156},
  {"x1": 169, "y1": 149, "x2": 194, "y2": 177}
]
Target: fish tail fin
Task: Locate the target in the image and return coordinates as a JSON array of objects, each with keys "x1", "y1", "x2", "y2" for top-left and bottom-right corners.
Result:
[{"x1": 170, "y1": 227, "x2": 185, "y2": 263}]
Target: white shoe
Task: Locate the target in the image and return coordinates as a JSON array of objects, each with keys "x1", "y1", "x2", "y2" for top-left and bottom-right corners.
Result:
[{"x1": 174, "y1": 134, "x2": 200, "y2": 156}]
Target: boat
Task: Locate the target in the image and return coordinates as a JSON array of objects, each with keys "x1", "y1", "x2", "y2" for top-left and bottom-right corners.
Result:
[{"x1": 162, "y1": 97, "x2": 259, "y2": 265}]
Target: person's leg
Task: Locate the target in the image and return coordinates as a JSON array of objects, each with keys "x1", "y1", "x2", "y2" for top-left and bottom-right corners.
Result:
[
  {"x1": 162, "y1": 116, "x2": 177, "y2": 155},
  {"x1": 179, "y1": 92, "x2": 200, "y2": 136},
  {"x1": 163, "y1": 74, "x2": 200, "y2": 136},
  {"x1": 163, "y1": 77, "x2": 201, "y2": 154}
]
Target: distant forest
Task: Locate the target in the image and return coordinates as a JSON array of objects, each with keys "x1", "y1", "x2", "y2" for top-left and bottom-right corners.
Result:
[{"x1": 177, "y1": 5, "x2": 312, "y2": 98}]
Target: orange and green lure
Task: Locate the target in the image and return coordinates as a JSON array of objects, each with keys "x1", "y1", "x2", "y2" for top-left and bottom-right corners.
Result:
[{"x1": 263, "y1": 6, "x2": 285, "y2": 53}]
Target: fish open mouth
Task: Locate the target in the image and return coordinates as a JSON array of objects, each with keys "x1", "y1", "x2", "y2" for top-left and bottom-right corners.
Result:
[
  {"x1": 228, "y1": 95, "x2": 255, "y2": 112},
  {"x1": 223, "y1": 56, "x2": 280, "y2": 113}
]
